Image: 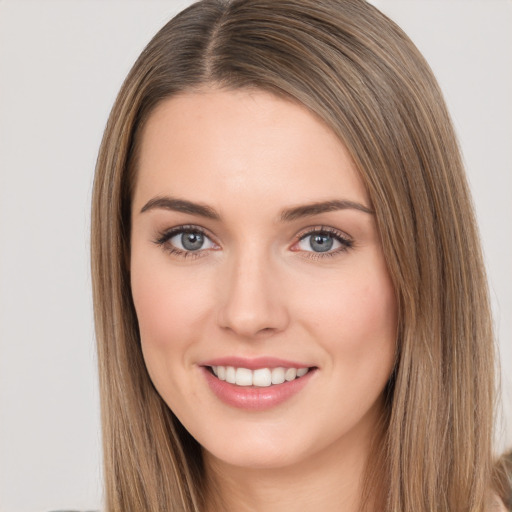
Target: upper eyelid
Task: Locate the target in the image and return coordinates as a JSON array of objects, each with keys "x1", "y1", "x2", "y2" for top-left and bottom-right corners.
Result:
[
  {"x1": 155, "y1": 224, "x2": 214, "y2": 243},
  {"x1": 295, "y1": 225, "x2": 353, "y2": 242}
]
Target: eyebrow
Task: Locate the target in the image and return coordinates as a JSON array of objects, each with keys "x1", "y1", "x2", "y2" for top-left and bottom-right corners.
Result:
[
  {"x1": 279, "y1": 199, "x2": 374, "y2": 221},
  {"x1": 140, "y1": 196, "x2": 374, "y2": 220},
  {"x1": 140, "y1": 196, "x2": 220, "y2": 219}
]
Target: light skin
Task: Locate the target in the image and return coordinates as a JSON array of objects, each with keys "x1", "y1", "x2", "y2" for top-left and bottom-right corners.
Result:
[{"x1": 130, "y1": 88, "x2": 397, "y2": 512}]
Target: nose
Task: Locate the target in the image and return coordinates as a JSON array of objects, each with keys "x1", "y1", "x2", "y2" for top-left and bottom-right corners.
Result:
[{"x1": 216, "y1": 249, "x2": 289, "y2": 339}]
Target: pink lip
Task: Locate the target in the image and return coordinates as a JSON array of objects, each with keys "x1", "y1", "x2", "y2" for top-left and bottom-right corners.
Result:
[
  {"x1": 200, "y1": 356, "x2": 312, "y2": 370},
  {"x1": 200, "y1": 365, "x2": 317, "y2": 411}
]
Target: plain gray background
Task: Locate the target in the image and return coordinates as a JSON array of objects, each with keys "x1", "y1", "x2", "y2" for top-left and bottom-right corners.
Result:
[{"x1": 0, "y1": 1, "x2": 511, "y2": 511}]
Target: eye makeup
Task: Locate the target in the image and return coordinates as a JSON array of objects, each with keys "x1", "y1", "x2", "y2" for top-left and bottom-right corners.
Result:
[
  {"x1": 153, "y1": 224, "x2": 219, "y2": 259},
  {"x1": 292, "y1": 225, "x2": 354, "y2": 260},
  {"x1": 152, "y1": 223, "x2": 354, "y2": 261}
]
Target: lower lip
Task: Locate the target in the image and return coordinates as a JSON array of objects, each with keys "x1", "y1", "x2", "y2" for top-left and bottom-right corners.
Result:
[{"x1": 201, "y1": 367, "x2": 316, "y2": 411}]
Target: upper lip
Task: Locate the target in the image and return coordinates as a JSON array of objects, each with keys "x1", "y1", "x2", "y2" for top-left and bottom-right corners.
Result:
[{"x1": 200, "y1": 356, "x2": 315, "y2": 370}]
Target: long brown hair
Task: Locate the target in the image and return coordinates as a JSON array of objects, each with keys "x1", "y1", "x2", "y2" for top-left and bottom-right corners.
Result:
[{"x1": 91, "y1": 1, "x2": 498, "y2": 510}]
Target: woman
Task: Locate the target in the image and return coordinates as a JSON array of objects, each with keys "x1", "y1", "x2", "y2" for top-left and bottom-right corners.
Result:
[{"x1": 91, "y1": 0, "x2": 508, "y2": 510}]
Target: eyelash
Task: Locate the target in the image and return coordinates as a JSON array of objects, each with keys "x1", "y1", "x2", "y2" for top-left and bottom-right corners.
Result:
[
  {"x1": 294, "y1": 226, "x2": 354, "y2": 260},
  {"x1": 153, "y1": 225, "x2": 215, "y2": 260},
  {"x1": 153, "y1": 225, "x2": 354, "y2": 260}
]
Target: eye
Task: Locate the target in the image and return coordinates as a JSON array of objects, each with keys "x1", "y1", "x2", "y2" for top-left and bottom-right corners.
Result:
[
  {"x1": 169, "y1": 230, "x2": 215, "y2": 251},
  {"x1": 154, "y1": 225, "x2": 218, "y2": 256},
  {"x1": 293, "y1": 227, "x2": 353, "y2": 256}
]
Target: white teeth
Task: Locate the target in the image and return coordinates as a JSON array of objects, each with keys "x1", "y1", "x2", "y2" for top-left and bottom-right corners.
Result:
[
  {"x1": 225, "y1": 366, "x2": 236, "y2": 384},
  {"x1": 253, "y1": 368, "x2": 272, "y2": 387},
  {"x1": 271, "y1": 367, "x2": 285, "y2": 385},
  {"x1": 210, "y1": 365, "x2": 310, "y2": 387},
  {"x1": 297, "y1": 367, "x2": 308, "y2": 377},
  {"x1": 235, "y1": 367, "x2": 253, "y2": 386},
  {"x1": 285, "y1": 368, "x2": 297, "y2": 381}
]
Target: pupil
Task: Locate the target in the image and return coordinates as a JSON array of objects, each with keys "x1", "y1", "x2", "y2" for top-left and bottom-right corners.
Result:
[
  {"x1": 181, "y1": 232, "x2": 204, "y2": 251},
  {"x1": 310, "y1": 234, "x2": 333, "y2": 252}
]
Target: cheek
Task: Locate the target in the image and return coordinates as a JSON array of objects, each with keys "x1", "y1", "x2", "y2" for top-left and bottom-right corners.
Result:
[
  {"x1": 130, "y1": 251, "x2": 213, "y2": 366},
  {"x1": 130, "y1": 252, "x2": 220, "y2": 419},
  {"x1": 297, "y1": 259, "x2": 397, "y2": 364}
]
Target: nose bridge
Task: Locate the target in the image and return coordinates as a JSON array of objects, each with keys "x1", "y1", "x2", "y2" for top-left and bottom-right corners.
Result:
[{"x1": 217, "y1": 242, "x2": 288, "y2": 337}]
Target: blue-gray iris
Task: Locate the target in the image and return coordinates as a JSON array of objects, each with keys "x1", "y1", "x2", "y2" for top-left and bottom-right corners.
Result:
[
  {"x1": 310, "y1": 234, "x2": 333, "y2": 252},
  {"x1": 182, "y1": 232, "x2": 204, "y2": 251}
]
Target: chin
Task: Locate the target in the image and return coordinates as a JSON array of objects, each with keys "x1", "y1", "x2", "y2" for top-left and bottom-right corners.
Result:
[{"x1": 202, "y1": 436, "x2": 307, "y2": 471}]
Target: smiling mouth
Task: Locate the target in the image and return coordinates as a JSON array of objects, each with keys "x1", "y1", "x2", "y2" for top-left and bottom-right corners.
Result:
[{"x1": 207, "y1": 365, "x2": 314, "y2": 387}]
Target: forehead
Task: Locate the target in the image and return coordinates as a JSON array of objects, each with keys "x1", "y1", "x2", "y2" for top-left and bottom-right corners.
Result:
[{"x1": 133, "y1": 88, "x2": 369, "y2": 213}]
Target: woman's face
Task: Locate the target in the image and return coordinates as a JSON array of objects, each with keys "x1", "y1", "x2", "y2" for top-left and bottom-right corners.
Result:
[{"x1": 130, "y1": 89, "x2": 397, "y2": 470}]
